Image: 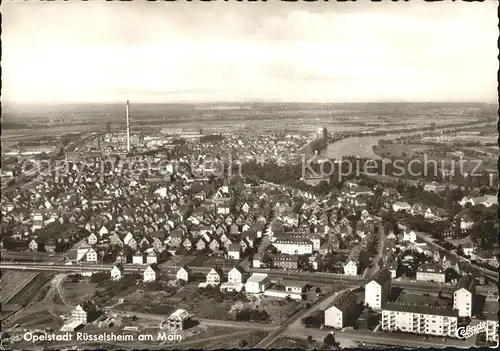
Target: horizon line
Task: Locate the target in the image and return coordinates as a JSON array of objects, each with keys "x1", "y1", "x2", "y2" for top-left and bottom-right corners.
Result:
[{"x1": 2, "y1": 100, "x2": 496, "y2": 105}]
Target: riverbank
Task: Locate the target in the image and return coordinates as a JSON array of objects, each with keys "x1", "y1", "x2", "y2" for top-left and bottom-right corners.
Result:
[{"x1": 321, "y1": 120, "x2": 493, "y2": 160}]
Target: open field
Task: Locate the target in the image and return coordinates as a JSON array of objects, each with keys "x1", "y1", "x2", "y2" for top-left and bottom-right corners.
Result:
[
  {"x1": 10, "y1": 308, "x2": 64, "y2": 330},
  {"x1": 61, "y1": 279, "x2": 98, "y2": 306},
  {"x1": 0, "y1": 271, "x2": 38, "y2": 304},
  {"x1": 4, "y1": 300, "x2": 73, "y2": 329},
  {"x1": 0, "y1": 250, "x2": 66, "y2": 263},
  {"x1": 160, "y1": 255, "x2": 195, "y2": 268}
]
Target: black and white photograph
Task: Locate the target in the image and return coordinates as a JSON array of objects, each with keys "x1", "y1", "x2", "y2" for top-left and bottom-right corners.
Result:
[{"x1": 0, "y1": 0, "x2": 498, "y2": 350}]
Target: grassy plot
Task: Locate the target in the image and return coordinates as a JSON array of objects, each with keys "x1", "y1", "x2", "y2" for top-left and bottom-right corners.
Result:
[
  {"x1": 0, "y1": 271, "x2": 38, "y2": 304},
  {"x1": 269, "y1": 336, "x2": 321, "y2": 350},
  {"x1": 7, "y1": 273, "x2": 54, "y2": 305}
]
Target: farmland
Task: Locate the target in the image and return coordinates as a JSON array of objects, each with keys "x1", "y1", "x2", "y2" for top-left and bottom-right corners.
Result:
[{"x1": 2, "y1": 102, "x2": 495, "y2": 151}]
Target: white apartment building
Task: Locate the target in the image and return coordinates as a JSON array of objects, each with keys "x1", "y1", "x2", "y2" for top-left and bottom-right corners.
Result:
[
  {"x1": 381, "y1": 303, "x2": 459, "y2": 338},
  {"x1": 453, "y1": 274, "x2": 476, "y2": 318},
  {"x1": 220, "y1": 267, "x2": 246, "y2": 292},
  {"x1": 486, "y1": 318, "x2": 499, "y2": 344},
  {"x1": 364, "y1": 269, "x2": 392, "y2": 310},
  {"x1": 343, "y1": 259, "x2": 359, "y2": 276},
  {"x1": 273, "y1": 237, "x2": 313, "y2": 255},
  {"x1": 416, "y1": 263, "x2": 446, "y2": 283},
  {"x1": 324, "y1": 290, "x2": 357, "y2": 329}
]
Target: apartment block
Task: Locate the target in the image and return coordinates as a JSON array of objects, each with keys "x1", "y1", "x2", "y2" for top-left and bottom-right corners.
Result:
[
  {"x1": 325, "y1": 290, "x2": 358, "y2": 329},
  {"x1": 365, "y1": 269, "x2": 392, "y2": 310},
  {"x1": 453, "y1": 274, "x2": 476, "y2": 318},
  {"x1": 381, "y1": 303, "x2": 459, "y2": 338}
]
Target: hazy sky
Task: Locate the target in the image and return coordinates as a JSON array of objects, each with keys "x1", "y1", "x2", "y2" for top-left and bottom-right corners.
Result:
[{"x1": 2, "y1": 1, "x2": 498, "y2": 103}]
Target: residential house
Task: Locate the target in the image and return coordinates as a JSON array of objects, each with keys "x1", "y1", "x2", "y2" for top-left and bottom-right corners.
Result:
[
  {"x1": 416, "y1": 263, "x2": 446, "y2": 283},
  {"x1": 99, "y1": 226, "x2": 109, "y2": 237},
  {"x1": 127, "y1": 237, "x2": 138, "y2": 251},
  {"x1": 165, "y1": 309, "x2": 191, "y2": 331},
  {"x1": 138, "y1": 237, "x2": 151, "y2": 250},
  {"x1": 227, "y1": 267, "x2": 245, "y2": 284},
  {"x1": 392, "y1": 201, "x2": 411, "y2": 213},
  {"x1": 196, "y1": 238, "x2": 207, "y2": 251},
  {"x1": 209, "y1": 238, "x2": 221, "y2": 252},
  {"x1": 169, "y1": 229, "x2": 183, "y2": 247},
  {"x1": 80, "y1": 247, "x2": 98, "y2": 263},
  {"x1": 274, "y1": 254, "x2": 299, "y2": 270},
  {"x1": 176, "y1": 266, "x2": 191, "y2": 282},
  {"x1": 252, "y1": 254, "x2": 262, "y2": 268},
  {"x1": 403, "y1": 231, "x2": 417, "y2": 243},
  {"x1": 146, "y1": 251, "x2": 158, "y2": 265},
  {"x1": 205, "y1": 267, "x2": 223, "y2": 286},
  {"x1": 87, "y1": 233, "x2": 98, "y2": 245},
  {"x1": 109, "y1": 233, "x2": 124, "y2": 247},
  {"x1": 284, "y1": 281, "x2": 305, "y2": 294},
  {"x1": 460, "y1": 214, "x2": 474, "y2": 231},
  {"x1": 28, "y1": 239, "x2": 38, "y2": 251},
  {"x1": 152, "y1": 238, "x2": 164, "y2": 252},
  {"x1": 343, "y1": 259, "x2": 359, "y2": 276},
  {"x1": 115, "y1": 251, "x2": 127, "y2": 264},
  {"x1": 110, "y1": 264, "x2": 125, "y2": 280},
  {"x1": 143, "y1": 264, "x2": 161, "y2": 283},
  {"x1": 71, "y1": 303, "x2": 98, "y2": 324},
  {"x1": 132, "y1": 252, "x2": 144, "y2": 265},
  {"x1": 388, "y1": 262, "x2": 398, "y2": 278},
  {"x1": 217, "y1": 202, "x2": 231, "y2": 215},
  {"x1": 182, "y1": 237, "x2": 193, "y2": 250}
]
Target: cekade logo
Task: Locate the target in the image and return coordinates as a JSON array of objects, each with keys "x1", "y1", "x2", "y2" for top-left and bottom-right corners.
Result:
[{"x1": 455, "y1": 321, "x2": 488, "y2": 339}]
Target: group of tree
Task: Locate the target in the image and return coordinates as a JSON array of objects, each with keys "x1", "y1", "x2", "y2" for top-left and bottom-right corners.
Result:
[{"x1": 235, "y1": 308, "x2": 270, "y2": 322}]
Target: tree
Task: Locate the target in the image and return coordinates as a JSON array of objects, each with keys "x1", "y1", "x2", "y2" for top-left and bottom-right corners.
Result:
[
  {"x1": 238, "y1": 339, "x2": 248, "y2": 347},
  {"x1": 324, "y1": 333, "x2": 336, "y2": 346},
  {"x1": 315, "y1": 287, "x2": 321, "y2": 294},
  {"x1": 261, "y1": 253, "x2": 273, "y2": 268},
  {"x1": 307, "y1": 335, "x2": 313, "y2": 342}
]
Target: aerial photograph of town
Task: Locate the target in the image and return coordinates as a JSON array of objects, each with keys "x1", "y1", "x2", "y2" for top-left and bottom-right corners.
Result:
[{"x1": 0, "y1": 1, "x2": 498, "y2": 350}]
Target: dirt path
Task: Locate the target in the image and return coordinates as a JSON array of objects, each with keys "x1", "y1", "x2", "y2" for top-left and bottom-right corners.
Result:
[{"x1": 43, "y1": 274, "x2": 69, "y2": 305}]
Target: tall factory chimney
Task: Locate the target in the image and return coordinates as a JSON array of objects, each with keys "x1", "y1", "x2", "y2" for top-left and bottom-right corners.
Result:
[{"x1": 126, "y1": 100, "x2": 131, "y2": 152}]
